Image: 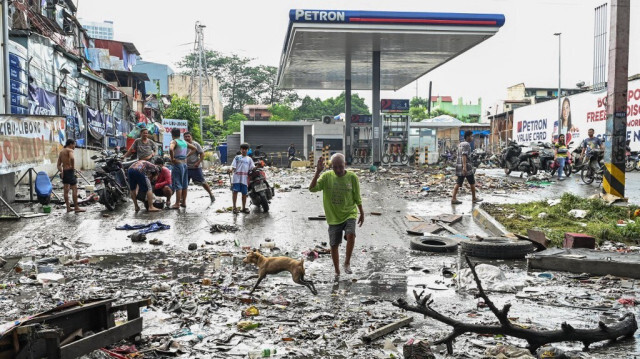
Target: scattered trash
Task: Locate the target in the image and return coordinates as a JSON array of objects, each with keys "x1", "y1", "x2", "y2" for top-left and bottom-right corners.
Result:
[
  {"x1": 210, "y1": 224, "x2": 239, "y2": 233},
  {"x1": 129, "y1": 233, "x2": 147, "y2": 242},
  {"x1": 149, "y1": 238, "x2": 163, "y2": 245},
  {"x1": 568, "y1": 209, "x2": 588, "y2": 219},
  {"x1": 36, "y1": 272, "x2": 65, "y2": 284},
  {"x1": 459, "y1": 264, "x2": 519, "y2": 292},
  {"x1": 237, "y1": 321, "x2": 259, "y2": 331},
  {"x1": 485, "y1": 345, "x2": 535, "y2": 358},
  {"x1": 242, "y1": 306, "x2": 259, "y2": 317},
  {"x1": 116, "y1": 221, "x2": 171, "y2": 234},
  {"x1": 403, "y1": 339, "x2": 435, "y2": 359},
  {"x1": 188, "y1": 243, "x2": 198, "y2": 250}
]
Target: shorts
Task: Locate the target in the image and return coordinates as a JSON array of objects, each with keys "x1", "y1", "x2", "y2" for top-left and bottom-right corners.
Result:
[
  {"x1": 232, "y1": 183, "x2": 248, "y2": 195},
  {"x1": 62, "y1": 169, "x2": 77, "y2": 186},
  {"x1": 128, "y1": 168, "x2": 151, "y2": 193},
  {"x1": 328, "y1": 219, "x2": 357, "y2": 247},
  {"x1": 153, "y1": 186, "x2": 171, "y2": 197},
  {"x1": 172, "y1": 163, "x2": 189, "y2": 190},
  {"x1": 188, "y1": 168, "x2": 205, "y2": 184},
  {"x1": 456, "y1": 174, "x2": 476, "y2": 186}
]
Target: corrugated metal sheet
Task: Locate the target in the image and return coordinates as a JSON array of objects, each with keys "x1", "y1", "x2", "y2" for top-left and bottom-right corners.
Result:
[
  {"x1": 244, "y1": 126, "x2": 304, "y2": 158},
  {"x1": 226, "y1": 133, "x2": 241, "y2": 164}
]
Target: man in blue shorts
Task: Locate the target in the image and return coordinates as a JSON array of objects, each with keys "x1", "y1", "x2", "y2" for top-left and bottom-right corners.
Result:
[
  {"x1": 184, "y1": 132, "x2": 215, "y2": 202},
  {"x1": 230, "y1": 143, "x2": 255, "y2": 214}
]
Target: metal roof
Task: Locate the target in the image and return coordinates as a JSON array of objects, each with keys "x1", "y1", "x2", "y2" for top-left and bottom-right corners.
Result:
[{"x1": 278, "y1": 9, "x2": 504, "y2": 90}]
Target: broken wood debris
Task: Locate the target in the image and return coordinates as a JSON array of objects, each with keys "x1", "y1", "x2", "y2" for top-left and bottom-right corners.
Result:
[
  {"x1": 393, "y1": 256, "x2": 638, "y2": 354},
  {"x1": 361, "y1": 317, "x2": 413, "y2": 344}
]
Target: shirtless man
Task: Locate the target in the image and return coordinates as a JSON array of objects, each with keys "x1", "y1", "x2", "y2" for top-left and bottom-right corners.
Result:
[{"x1": 57, "y1": 139, "x2": 85, "y2": 213}]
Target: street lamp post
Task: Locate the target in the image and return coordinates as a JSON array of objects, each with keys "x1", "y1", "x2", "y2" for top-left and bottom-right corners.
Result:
[{"x1": 554, "y1": 32, "x2": 561, "y2": 138}]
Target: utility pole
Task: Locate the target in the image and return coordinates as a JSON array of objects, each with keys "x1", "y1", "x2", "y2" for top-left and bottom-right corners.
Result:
[
  {"x1": 1, "y1": 0, "x2": 9, "y2": 114},
  {"x1": 195, "y1": 22, "x2": 206, "y2": 141},
  {"x1": 603, "y1": 0, "x2": 630, "y2": 198}
]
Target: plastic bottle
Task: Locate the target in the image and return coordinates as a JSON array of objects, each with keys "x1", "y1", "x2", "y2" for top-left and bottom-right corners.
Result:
[{"x1": 262, "y1": 348, "x2": 277, "y2": 357}]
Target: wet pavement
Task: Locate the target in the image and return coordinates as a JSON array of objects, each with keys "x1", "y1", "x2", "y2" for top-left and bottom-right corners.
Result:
[{"x1": 0, "y1": 166, "x2": 639, "y2": 358}]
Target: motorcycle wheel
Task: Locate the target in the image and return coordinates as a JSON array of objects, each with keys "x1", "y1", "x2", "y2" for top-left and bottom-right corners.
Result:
[
  {"x1": 260, "y1": 192, "x2": 269, "y2": 212},
  {"x1": 104, "y1": 184, "x2": 116, "y2": 211},
  {"x1": 381, "y1": 154, "x2": 390, "y2": 164},
  {"x1": 400, "y1": 154, "x2": 409, "y2": 165},
  {"x1": 626, "y1": 159, "x2": 635, "y2": 172},
  {"x1": 636, "y1": 160, "x2": 640, "y2": 171},
  {"x1": 550, "y1": 168, "x2": 556, "y2": 176},
  {"x1": 581, "y1": 167, "x2": 594, "y2": 185},
  {"x1": 564, "y1": 164, "x2": 572, "y2": 177},
  {"x1": 504, "y1": 167, "x2": 511, "y2": 175},
  {"x1": 528, "y1": 162, "x2": 538, "y2": 176}
]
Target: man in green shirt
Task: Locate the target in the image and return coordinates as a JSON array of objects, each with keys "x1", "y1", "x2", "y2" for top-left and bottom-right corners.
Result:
[{"x1": 309, "y1": 153, "x2": 364, "y2": 277}]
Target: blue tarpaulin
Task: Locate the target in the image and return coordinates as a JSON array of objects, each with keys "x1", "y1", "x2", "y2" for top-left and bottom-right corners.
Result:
[{"x1": 460, "y1": 130, "x2": 490, "y2": 136}]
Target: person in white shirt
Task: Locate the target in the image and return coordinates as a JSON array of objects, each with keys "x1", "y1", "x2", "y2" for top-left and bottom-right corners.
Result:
[{"x1": 229, "y1": 143, "x2": 255, "y2": 214}]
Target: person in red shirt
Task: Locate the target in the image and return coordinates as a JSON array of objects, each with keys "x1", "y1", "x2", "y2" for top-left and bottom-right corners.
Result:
[{"x1": 152, "y1": 156, "x2": 173, "y2": 207}]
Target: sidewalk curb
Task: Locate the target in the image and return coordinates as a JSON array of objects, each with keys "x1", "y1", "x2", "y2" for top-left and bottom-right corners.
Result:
[{"x1": 472, "y1": 203, "x2": 515, "y2": 238}]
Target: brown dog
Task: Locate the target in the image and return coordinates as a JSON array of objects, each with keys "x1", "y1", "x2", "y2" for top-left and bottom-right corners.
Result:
[{"x1": 243, "y1": 250, "x2": 317, "y2": 295}]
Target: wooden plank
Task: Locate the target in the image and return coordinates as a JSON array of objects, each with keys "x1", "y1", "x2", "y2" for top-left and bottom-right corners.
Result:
[
  {"x1": 24, "y1": 299, "x2": 114, "y2": 324},
  {"x1": 110, "y1": 298, "x2": 151, "y2": 314},
  {"x1": 431, "y1": 214, "x2": 462, "y2": 224},
  {"x1": 362, "y1": 317, "x2": 413, "y2": 343},
  {"x1": 406, "y1": 215, "x2": 424, "y2": 222},
  {"x1": 60, "y1": 318, "x2": 142, "y2": 359},
  {"x1": 526, "y1": 229, "x2": 549, "y2": 250},
  {"x1": 435, "y1": 221, "x2": 461, "y2": 235},
  {"x1": 409, "y1": 223, "x2": 442, "y2": 234}
]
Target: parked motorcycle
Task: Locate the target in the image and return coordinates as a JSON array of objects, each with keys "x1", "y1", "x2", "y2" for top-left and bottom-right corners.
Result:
[
  {"x1": 500, "y1": 141, "x2": 539, "y2": 176},
  {"x1": 470, "y1": 148, "x2": 487, "y2": 168},
  {"x1": 580, "y1": 149, "x2": 604, "y2": 185},
  {"x1": 248, "y1": 161, "x2": 274, "y2": 212},
  {"x1": 438, "y1": 148, "x2": 456, "y2": 166},
  {"x1": 92, "y1": 151, "x2": 134, "y2": 211},
  {"x1": 544, "y1": 141, "x2": 574, "y2": 177},
  {"x1": 537, "y1": 142, "x2": 555, "y2": 173},
  {"x1": 626, "y1": 150, "x2": 639, "y2": 172},
  {"x1": 570, "y1": 143, "x2": 585, "y2": 173},
  {"x1": 251, "y1": 145, "x2": 273, "y2": 167}
]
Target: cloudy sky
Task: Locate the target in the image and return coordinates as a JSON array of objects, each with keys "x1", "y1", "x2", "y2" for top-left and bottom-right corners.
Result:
[{"x1": 77, "y1": 0, "x2": 639, "y2": 115}]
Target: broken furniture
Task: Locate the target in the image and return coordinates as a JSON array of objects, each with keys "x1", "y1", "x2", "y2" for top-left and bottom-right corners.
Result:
[{"x1": 0, "y1": 298, "x2": 150, "y2": 359}]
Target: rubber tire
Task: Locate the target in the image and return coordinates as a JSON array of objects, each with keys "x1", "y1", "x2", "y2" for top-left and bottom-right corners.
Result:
[
  {"x1": 504, "y1": 167, "x2": 512, "y2": 175},
  {"x1": 528, "y1": 162, "x2": 538, "y2": 176},
  {"x1": 460, "y1": 238, "x2": 534, "y2": 259},
  {"x1": 400, "y1": 154, "x2": 409, "y2": 165},
  {"x1": 581, "y1": 167, "x2": 594, "y2": 184},
  {"x1": 626, "y1": 159, "x2": 635, "y2": 172},
  {"x1": 564, "y1": 163, "x2": 572, "y2": 177},
  {"x1": 381, "y1": 154, "x2": 390, "y2": 164},
  {"x1": 104, "y1": 185, "x2": 116, "y2": 211},
  {"x1": 410, "y1": 236, "x2": 458, "y2": 253},
  {"x1": 636, "y1": 161, "x2": 640, "y2": 171},
  {"x1": 260, "y1": 192, "x2": 269, "y2": 212}
]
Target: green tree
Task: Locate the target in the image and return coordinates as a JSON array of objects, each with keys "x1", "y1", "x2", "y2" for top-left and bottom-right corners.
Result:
[
  {"x1": 164, "y1": 96, "x2": 202, "y2": 144},
  {"x1": 409, "y1": 106, "x2": 429, "y2": 121},
  {"x1": 293, "y1": 92, "x2": 370, "y2": 120},
  {"x1": 269, "y1": 103, "x2": 295, "y2": 121},
  {"x1": 224, "y1": 112, "x2": 246, "y2": 135}
]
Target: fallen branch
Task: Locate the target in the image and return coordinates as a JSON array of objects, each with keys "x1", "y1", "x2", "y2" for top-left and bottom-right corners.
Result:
[{"x1": 392, "y1": 256, "x2": 638, "y2": 354}]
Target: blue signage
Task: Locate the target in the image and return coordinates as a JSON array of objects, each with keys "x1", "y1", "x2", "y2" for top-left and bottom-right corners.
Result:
[
  {"x1": 351, "y1": 114, "x2": 372, "y2": 124},
  {"x1": 381, "y1": 99, "x2": 410, "y2": 113},
  {"x1": 290, "y1": 10, "x2": 505, "y2": 27}
]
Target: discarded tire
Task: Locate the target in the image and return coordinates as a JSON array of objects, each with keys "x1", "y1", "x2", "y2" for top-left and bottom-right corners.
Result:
[
  {"x1": 460, "y1": 238, "x2": 534, "y2": 259},
  {"x1": 410, "y1": 236, "x2": 458, "y2": 253}
]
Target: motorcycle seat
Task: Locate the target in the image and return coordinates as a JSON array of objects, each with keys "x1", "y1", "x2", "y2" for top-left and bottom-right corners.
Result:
[
  {"x1": 122, "y1": 160, "x2": 136, "y2": 169},
  {"x1": 35, "y1": 171, "x2": 52, "y2": 197}
]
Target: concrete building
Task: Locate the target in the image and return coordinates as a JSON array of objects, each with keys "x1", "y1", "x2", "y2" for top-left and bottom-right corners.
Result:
[
  {"x1": 133, "y1": 61, "x2": 175, "y2": 95},
  {"x1": 79, "y1": 19, "x2": 114, "y2": 40},
  {"x1": 243, "y1": 105, "x2": 271, "y2": 121},
  {"x1": 507, "y1": 83, "x2": 585, "y2": 104},
  {"x1": 168, "y1": 74, "x2": 223, "y2": 122},
  {"x1": 430, "y1": 96, "x2": 482, "y2": 121}
]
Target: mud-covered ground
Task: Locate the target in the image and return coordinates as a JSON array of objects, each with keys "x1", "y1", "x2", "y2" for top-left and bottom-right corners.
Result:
[{"x1": 0, "y1": 166, "x2": 639, "y2": 358}]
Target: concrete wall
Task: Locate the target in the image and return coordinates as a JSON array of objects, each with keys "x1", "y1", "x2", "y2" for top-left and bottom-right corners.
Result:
[
  {"x1": 168, "y1": 74, "x2": 223, "y2": 122},
  {"x1": 133, "y1": 61, "x2": 174, "y2": 95}
]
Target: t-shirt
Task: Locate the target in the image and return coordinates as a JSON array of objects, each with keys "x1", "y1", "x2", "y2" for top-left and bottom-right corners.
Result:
[
  {"x1": 582, "y1": 137, "x2": 603, "y2": 155},
  {"x1": 131, "y1": 138, "x2": 157, "y2": 160},
  {"x1": 455, "y1": 141, "x2": 473, "y2": 176},
  {"x1": 231, "y1": 155, "x2": 255, "y2": 186},
  {"x1": 310, "y1": 171, "x2": 362, "y2": 225},
  {"x1": 173, "y1": 139, "x2": 188, "y2": 160},
  {"x1": 555, "y1": 143, "x2": 568, "y2": 158},
  {"x1": 130, "y1": 160, "x2": 158, "y2": 178},
  {"x1": 187, "y1": 142, "x2": 204, "y2": 169},
  {"x1": 154, "y1": 166, "x2": 172, "y2": 189}
]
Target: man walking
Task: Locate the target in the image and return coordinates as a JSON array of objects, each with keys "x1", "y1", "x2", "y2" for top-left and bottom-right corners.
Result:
[
  {"x1": 57, "y1": 139, "x2": 85, "y2": 213},
  {"x1": 169, "y1": 128, "x2": 196, "y2": 209},
  {"x1": 230, "y1": 143, "x2": 255, "y2": 214},
  {"x1": 309, "y1": 153, "x2": 364, "y2": 278},
  {"x1": 451, "y1": 131, "x2": 482, "y2": 205},
  {"x1": 184, "y1": 132, "x2": 215, "y2": 202},
  {"x1": 124, "y1": 128, "x2": 156, "y2": 160}
]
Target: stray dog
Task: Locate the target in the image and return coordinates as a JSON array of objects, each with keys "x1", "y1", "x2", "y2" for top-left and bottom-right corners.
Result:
[{"x1": 243, "y1": 250, "x2": 317, "y2": 295}]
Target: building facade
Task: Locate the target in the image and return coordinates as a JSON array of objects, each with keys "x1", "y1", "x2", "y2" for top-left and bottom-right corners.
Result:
[
  {"x1": 430, "y1": 96, "x2": 482, "y2": 121},
  {"x1": 168, "y1": 74, "x2": 223, "y2": 122},
  {"x1": 507, "y1": 83, "x2": 585, "y2": 104},
  {"x1": 79, "y1": 19, "x2": 114, "y2": 40},
  {"x1": 133, "y1": 61, "x2": 175, "y2": 95}
]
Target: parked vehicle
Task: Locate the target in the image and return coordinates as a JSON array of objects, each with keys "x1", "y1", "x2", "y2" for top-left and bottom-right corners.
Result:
[
  {"x1": 92, "y1": 151, "x2": 134, "y2": 211},
  {"x1": 248, "y1": 161, "x2": 274, "y2": 212},
  {"x1": 580, "y1": 149, "x2": 604, "y2": 185},
  {"x1": 470, "y1": 148, "x2": 488, "y2": 168},
  {"x1": 500, "y1": 141, "x2": 539, "y2": 176},
  {"x1": 570, "y1": 143, "x2": 585, "y2": 173},
  {"x1": 35, "y1": 171, "x2": 52, "y2": 205},
  {"x1": 537, "y1": 142, "x2": 555, "y2": 173},
  {"x1": 544, "y1": 141, "x2": 573, "y2": 177},
  {"x1": 626, "y1": 150, "x2": 639, "y2": 172},
  {"x1": 251, "y1": 145, "x2": 272, "y2": 167},
  {"x1": 438, "y1": 148, "x2": 456, "y2": 166}
]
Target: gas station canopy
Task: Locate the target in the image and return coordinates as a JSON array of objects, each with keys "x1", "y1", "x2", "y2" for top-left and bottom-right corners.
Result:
[{"x1": 278, "y1": 9, "x2": 505, "y2": 90}]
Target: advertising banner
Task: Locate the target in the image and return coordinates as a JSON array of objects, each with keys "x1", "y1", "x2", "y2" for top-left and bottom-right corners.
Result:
[
  {"x1": 513, "y1": 79, "x2": 640, "y2": 151},
  {"x1": 87, "y1": 107, "x2": 105, "y2": 140},
  {"x1": 28, "y1": 85, "x2": 58, "y2": 116},
  {"x1": 0, "y1": 115, "x2": 66, "y2": 174},
  {"x1": 381, "y1": 99, "x2": 410, "y2": 113},
  {"x1": 161, "y1": 119, "x2": 188, "y2": 152},
  {"x1": 105, "y1": 114, "x2": 115, "y2": 136},
  {"x1": 61, "y1": 97, "x2": 85, "y2": 147}
]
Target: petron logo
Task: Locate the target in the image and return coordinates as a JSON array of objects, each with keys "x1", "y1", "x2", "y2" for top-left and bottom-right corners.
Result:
[{"x1": 294, "y1": 9, "x2": 346, "y2": 22}]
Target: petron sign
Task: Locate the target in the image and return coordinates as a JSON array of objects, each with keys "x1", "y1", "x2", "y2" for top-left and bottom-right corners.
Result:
[
  {"x1": 381, "y1": 99, "x2": 410, "y2": 113},
  {"x1": 290, "y1": 9, "x2": 505, "y2": 26}
]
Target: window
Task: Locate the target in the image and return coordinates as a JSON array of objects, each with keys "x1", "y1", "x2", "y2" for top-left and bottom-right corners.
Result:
[{"x1": 200, "y1": 105, "x2": 209, "y2": 116}]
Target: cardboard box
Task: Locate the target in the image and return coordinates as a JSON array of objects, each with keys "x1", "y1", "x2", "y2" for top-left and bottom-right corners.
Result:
[{"x1": 563, "y1": 232, "x2": 596, "y2": 249}]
